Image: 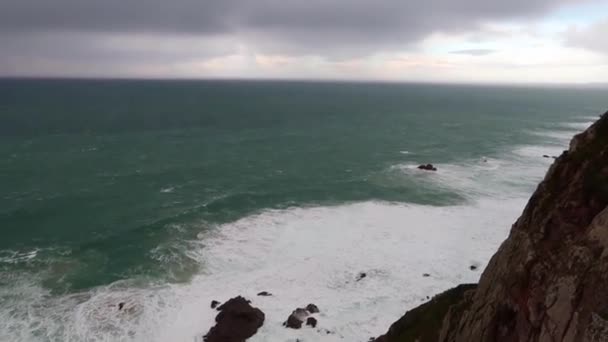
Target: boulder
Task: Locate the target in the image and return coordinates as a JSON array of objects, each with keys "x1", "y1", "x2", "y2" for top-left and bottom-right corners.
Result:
[
  {"x1": 306, "y1": 317, "x2": 318, "y2": 328},
  {"x1": 305, "y1": 303, "x2": 320, "y2": 314},
  {"x1": 417, "y1": 164, "x2": 437, "y2": 171},
  {"x1": 210, "y1": 300, "x2": 220, "y2": 309},
  {"x1": 203, "y1": 296, "x2": 265, "y2": 342},
  {"x1": 284, "y1": 308, "x2": 309, "y2": 329},
  {"x1": 257, "y1": 291, "x2": 272, "y2": 296}
]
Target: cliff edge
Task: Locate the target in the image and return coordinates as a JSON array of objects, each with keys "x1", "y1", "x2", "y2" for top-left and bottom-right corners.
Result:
[{"x1": 375, "y1": 110, "x2": 608, "y2": 342}]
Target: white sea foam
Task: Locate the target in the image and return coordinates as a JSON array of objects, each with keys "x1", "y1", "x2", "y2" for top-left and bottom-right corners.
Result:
[
  {"x1": 0, "y1": 198, "x2": 525, "y2": 342},
  {"x1": 559, "y1": 121, "x2": 594, "y2": 130}
]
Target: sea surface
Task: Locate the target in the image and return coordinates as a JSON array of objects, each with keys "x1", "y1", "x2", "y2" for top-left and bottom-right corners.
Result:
[{"x1": 0, "y1": 79, "x2": 606, "y2": 341}]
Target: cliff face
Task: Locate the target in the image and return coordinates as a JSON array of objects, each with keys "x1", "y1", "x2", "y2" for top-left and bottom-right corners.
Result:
[{"x1": 376, "y1": 111, "x2": 608, "y2": 342}]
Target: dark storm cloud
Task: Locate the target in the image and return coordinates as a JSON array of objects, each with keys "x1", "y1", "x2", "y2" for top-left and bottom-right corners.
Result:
[{"x1": 0, "y1": 0, "x2": 587, "y2": 51}]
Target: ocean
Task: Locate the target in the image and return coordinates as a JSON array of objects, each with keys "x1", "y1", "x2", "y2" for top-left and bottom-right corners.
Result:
[{"x1": 0, "y1": 79, "x2": 606, "y2": 341}]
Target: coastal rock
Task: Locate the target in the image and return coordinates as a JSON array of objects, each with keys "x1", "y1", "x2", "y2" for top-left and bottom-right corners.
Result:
[
  {"x1": 306, "y1": 317, "x2": 318, "y2": 328},
  {"x1": 374, "y1": 110, "x2": 608, "y2": 342},
  {"x1": 257, "y1": 291, "x2": 272, "y2": 296},
  {"x1": 306, "y1": 303, "x2": 320, "y2": 314},
  {"x1": 284, "y1": 305, "x2": 320, "y2": 329},
  {"x1": 210, "y1": 300, "x2": 220, "y2": 309},
  {"x1": 372, "y1": 284, "x2": 477, "y2": 342},
  {"x1": 417, "y1": 164, "x2": 437, "y2": 171},
  {"x1": 284, "y1": 308, "x2": 309, "y2": 329},
  {"x1": 469, "y1": 265, "x2": 477, "y2": 271},
  {"x1": 357, "y1": 272, "x2": 367, "y2": 281},
  {"x1": 203, "y1": 296, "x2": 264, "y2": 342}
]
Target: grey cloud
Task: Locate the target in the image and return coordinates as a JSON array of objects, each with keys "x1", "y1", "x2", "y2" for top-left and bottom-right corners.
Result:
[
  {"x1": 450, "y1": 49, "x2": 496, "y2": 56},
  {"x1": 0, "y1": 0, "x2": 589, "y2": 49},
  {"x1": 565, "y1": 18, "x2": 608, "y2": 55}
]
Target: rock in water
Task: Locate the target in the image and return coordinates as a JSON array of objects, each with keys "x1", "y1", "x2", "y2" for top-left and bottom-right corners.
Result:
[
  {"x1": 417, "y1": 164, "x2": 437, "y2": 171},
  {"x1": 306, "y1": 317, "x2": 318, "y2": 328},
  {"x1": 284, "y1": 308, "x2": 309, "y2": 329},
  {"x1": 210, "y1": 300, "x2": 220, "y2": 309},
  {"x1": 373, "y1": 110, "x2": 608, "y2": 342},
  {"x1": 203, "y1": 296, "x2": 264, "y2": 342},
  {"x1": 305, "y1": 304, "x2": 320, "y2": 314},
  {"x1": 357, "y1": 272, "x2": 367, "y2": 281},
  {"x1": 257, "y1": 291, "x2": 272, "y2": 296}
]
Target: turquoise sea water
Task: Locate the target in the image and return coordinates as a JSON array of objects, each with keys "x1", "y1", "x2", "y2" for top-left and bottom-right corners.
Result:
[{"x1": 0, "y1": 79, "x2": 606, "y2": 341}]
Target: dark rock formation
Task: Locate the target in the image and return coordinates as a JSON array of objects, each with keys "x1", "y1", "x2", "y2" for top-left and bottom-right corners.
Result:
[
  {"x1": 306, "y1": 304, "x2": 320, "y2": 314},
  {"x1": 306, "y1": 317, "x2": 318, "y2": 328},
  {"x1": 257, "y1": 291, "x2": 272, "y2": 296},
  {"x1": 357, "y1": 272, "x2": 367, "y2": 281},
  {"x1": 422, "y1": 273, "x2": 430, "y2": 277},
  {"x1": 372, "y1": 284, "x2": 477, "y2": 342},
  {"x1": 284, "y1": 308, "x2": 309, "y2": 329},
  {"x1": 374, "y1": 110, "x2": 608, "y2": 342},
  {"x1": 418, "y1": 164, "x2": 437, "y2": 171},
  {"x1": 284, "y1": 304, "x2": 320, "y2": 329},
  {"x1": 203, "y1": 296, "x2": 265, "y2": 342},
  {"x1": 118, "y1": 302, "x2": 125, "y2": 310},
  {"x1": 469, "y1": 265, "x2": 477, "y2": 271},
  {"x1": 210, "y1": 300, "x2": 220, "y2": 309}
]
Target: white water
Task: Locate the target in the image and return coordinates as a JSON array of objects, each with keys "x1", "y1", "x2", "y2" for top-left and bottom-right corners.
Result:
[{"x1": 0, "y1": 118, "x2": 586, "y2": 342}]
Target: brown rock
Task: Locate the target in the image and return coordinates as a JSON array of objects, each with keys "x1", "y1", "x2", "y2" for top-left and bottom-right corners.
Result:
[{"x1": 203, "y1": 296, "x2": 264, "y2": 342}]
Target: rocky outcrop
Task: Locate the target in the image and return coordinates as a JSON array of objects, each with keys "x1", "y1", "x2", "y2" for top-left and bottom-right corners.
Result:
[
  {"x1": 374, "y1": 110, "x2": 608, "y2": 342},
  {"x1": 418, "y1": 164, "x2": 437, "y2": 171},
  {"x1": 373, "y1": 284, "x2": 477, "y2": 342},
  {"x1": 204, "y1": 296, "x2": 265, "y2": 342},
  {"x1": 284, "y1": 304, "x2": 320, "y2": 329}
]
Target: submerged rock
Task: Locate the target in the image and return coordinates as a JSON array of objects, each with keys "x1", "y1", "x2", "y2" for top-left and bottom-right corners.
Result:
[
  {"x1": 357, "y1": 272, "x2": 367, "y2": 281},
  {"x1": 210, "y1": 300, "x2": 220, "y2": 309},
  {"x1": 203, "y1": 296, "x2": 264, "y2": 342},
  {"x1": 257, "y1": 291, "x2": 272, "y2": 296}
]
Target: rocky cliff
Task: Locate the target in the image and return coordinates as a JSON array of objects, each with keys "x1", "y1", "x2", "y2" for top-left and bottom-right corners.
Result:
[{"x1": 375, "y1": 110, "x2": 608, "y2": 342}]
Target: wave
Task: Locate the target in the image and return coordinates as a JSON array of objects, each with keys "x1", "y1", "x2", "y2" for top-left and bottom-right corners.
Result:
[
  {"x1": 0, "y1": 117, "x2": 587, "y2": 341},
  {"x1": 0, "y1": 198, "x2": 525, "y2": 342}
]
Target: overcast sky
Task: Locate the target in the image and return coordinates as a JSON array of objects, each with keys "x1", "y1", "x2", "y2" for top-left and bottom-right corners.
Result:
[{"x1": 1, "y1": 0, "x2": 607, "y2": 83}]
